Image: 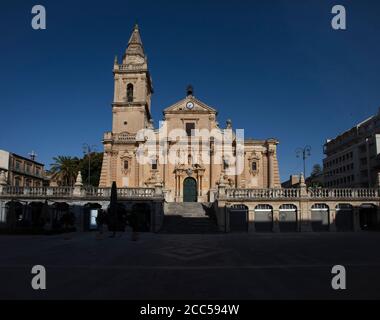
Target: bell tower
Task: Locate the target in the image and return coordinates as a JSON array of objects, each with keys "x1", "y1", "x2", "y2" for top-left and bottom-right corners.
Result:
[{"x1": 112, "y1": 24, "x2": 153, "y2": 134}]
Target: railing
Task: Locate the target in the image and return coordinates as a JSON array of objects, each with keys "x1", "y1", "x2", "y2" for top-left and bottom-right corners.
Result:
[
  {"x1": 118, "y1": 188, "x2": 155, "y2": 198},
  {"x1": 0, "y1": 186, "x2": 157, "y2": 199},
  {"x1": 118, "y1": 64, "x2": 147, "y2": 72},
  {"x1": 223, "y1": 187, "x2": 380, "y2": 200},
  {"x1": 115, "y1": 132, "x2": 136, "y2": 143},
  {"x1": 85, "y1": 187, "x2": 155, "y2": 198},
  {"x1": 0, "y1": 186, "x2": 73, "y2": 197},
  {"x1": 308, "y1": 188, "x2": 379, "y2": 199},
  {"x1": 225, "y1": 188, "x2": 300, "y2": 199}
]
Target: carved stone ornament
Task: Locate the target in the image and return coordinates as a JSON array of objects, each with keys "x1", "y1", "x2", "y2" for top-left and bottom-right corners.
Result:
[
  {"x1": 120, "y1": 151, "x2": 133, "y2": 175},
  {"x1": 248, "y1": 151, "x2": 260, "y2": 176}
]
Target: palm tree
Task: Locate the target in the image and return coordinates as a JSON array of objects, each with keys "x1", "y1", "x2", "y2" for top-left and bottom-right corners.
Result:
[{"x1": 50, "y1": 156, "x2": 80, "y2": 186}]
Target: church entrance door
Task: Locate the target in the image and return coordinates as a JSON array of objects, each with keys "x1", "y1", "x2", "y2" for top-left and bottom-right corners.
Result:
[{"x1": 183, "y1": 177, "x2": 197, "y2": 202}]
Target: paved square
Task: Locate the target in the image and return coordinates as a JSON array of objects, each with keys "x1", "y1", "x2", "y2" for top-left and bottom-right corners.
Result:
[{"x1": 0, "y1": 232, "x2": 380, "y2": 299}]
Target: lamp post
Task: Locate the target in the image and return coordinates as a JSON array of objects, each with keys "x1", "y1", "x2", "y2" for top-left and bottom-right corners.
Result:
[
  {"x1": 296, "y1": 145, "x2": 311, "y2": 177},
  {"x1": 82, "y1": 144, "x2": 97, "y2": 186}
]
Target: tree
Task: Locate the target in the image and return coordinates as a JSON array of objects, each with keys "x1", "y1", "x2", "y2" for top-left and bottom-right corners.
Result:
[
  {"x1": 48, "y1": 153, "x2": 103, "y2": 187},
  {"x1": 50, "y1": 156, "x2": 80, "y2": 186},
  {"x1": 80, "y1": 152, "x2": 103, "y2": 186},
  {"x1": 311, "y1": 164, "x2": 323, "y2": 177}
]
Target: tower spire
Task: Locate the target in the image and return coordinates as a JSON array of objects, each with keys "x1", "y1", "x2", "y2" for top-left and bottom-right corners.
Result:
[{"x1": 125, "y1": 23, "x2": 144, "y2": 58}]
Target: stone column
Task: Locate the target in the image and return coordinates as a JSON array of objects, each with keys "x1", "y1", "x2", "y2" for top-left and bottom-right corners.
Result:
[
  {"x1": 209, "y1": 138, "x2": 214, "y2": 190},
  {"x1": 135, "y1": 157, "x2": 140, "y2": 187},
  {"x1": 165, "y1": 139, "x2": 171, "y2": 186},
  {"x1": 178, "y1": 174, "x2": 183, "y2": 201},
  {"x1": 215, "y1": 200, "x2": 226, "y2": 232},
  {"x1": 299, "y1": 173, "x2": 312, "y2": 232},
  {"x1": 248, "y1": 207, "x2": 256, "y2": 233},
  {"x1": 0, "y1": 200, "x2": 5, "y2": 224},
  {"x1": 137, "y1": 142, "x2": 144, "y2": 187},
  {"x1": 0, "y1": 170, "x2": 7, "y2": 195},
  {"x1": 353, "y1": 206, "x2": 362, "y2": 232},
  {"x1": 199, "y1": 175, "x2": 203, "y2": 197},
  {"x1": 267, "y1": 149, "x2": 274, "y2": 188},
  {"x1": 224, "y1": 203, "x2": 230, "y2": 233},
  {"x1": 299, "y1": 201, "x2": 312, "y2": 232},
  {"x1": 329, "y1": 206, "x2": 337, "y2": 232},
  {"x1": 272, "y1": 208, "x2": 280, "y2": 232}
]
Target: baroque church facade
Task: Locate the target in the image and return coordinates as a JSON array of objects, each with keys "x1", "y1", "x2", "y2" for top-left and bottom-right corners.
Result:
[{"x1": 99, "y1": 25, "x2": 281, "y2": 202}]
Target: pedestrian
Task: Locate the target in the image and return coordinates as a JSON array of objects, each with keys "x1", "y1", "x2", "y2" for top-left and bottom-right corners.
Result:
[{"x1": 96, "y1": 209, "x2": 105, "y2": 239}]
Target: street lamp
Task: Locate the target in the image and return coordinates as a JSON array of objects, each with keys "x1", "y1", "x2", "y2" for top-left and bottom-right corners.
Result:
[
  {"x1": 296, "y1": 145, "x2": 311, "y2": 177},
  {"x1": 82, "y1": 143, "x2": 97, "y2": 186}
]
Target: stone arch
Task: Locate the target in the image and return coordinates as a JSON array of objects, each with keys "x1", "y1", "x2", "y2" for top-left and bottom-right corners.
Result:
[
  {"x1": 310, "y1": 203, "x2": 330, "y2": 232},
  {"x1": 279, "y1": 204, "x2": 298, "y2": 232},
  {"x1": 127, "y1": 83, "x2": 134, "y2": 102},
  {"x1": 131, "y1": 202, "x2": 151, "y2": 232},
  {"x1": 254, "y1": 204, "x2": 273, "y2": 232},
  {"x1": 359, "y1": 203, "x2": 378, "y2": 231},
  {"x1": 52, "y1": 202, "x2": 70, "y2": 230},
  {"x1": 29, "y1": 201, "x2": 45, "y2": 229},
  {"x1": 84, "y1": 202, "x2": 102, "y2": 231},
  {"x1": 335, "y1": 203, "x2": 353, "y2": 231},
  {"x1": 5, "y1": 201, "x2": 24, "y2": 230},
  {"x1": 228, "y1": 204, "x2": 248, "y2": 232}
]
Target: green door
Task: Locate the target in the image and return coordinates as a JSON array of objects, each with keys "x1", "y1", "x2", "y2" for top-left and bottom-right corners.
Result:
[{"x1": 183, "y1": 178, "x2": 197, "y2": 202}]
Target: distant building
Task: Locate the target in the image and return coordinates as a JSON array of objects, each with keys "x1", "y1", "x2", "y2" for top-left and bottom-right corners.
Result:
[
  {"x1": 281, "y1": 175, "x2": 301, "y2": 188},
  {"x1": 306, "y1": 172, "x2": 324, "y2": 187},
  {"x1": 0, "y1": 150, "x2": 46, "y2": 187},
  {"x1": 323, "y1": 109, "x2": 380, "y2": 188},
  {"x1": 281, "y1": 173, "x2": 324, "y2": 188}
]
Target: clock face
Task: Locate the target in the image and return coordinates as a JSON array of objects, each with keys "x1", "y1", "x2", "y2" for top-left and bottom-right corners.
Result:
[{"x1": 186, "y1": 101, "x2": 194, "y2": 110}]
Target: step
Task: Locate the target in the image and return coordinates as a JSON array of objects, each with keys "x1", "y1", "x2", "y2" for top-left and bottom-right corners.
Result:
[{"x1": 160, "y1": 202, "x2": 219, "y2": 234}]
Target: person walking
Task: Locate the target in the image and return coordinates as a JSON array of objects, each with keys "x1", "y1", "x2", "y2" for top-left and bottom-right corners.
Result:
[{"x1": 96, "y1": 209, "x2": 106, "y2": 239}]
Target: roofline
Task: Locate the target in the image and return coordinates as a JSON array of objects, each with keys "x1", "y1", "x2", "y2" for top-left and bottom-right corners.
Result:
[{"x1": 9, "y1": 152, "x2": 44, "y2": 166}]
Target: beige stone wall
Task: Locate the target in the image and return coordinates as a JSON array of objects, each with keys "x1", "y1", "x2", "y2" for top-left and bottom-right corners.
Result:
[{"x1": 99, "y1": 25, "x2": 282, "y2": 201}]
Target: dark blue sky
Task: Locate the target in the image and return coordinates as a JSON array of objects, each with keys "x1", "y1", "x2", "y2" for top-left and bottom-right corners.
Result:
[{"x1": 1, "y1": 0, "x2": 380, "y2": 181}]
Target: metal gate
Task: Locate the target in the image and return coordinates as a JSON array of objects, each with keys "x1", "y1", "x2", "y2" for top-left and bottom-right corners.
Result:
[
  {"x1": 359, "y1": 204, "x2": 378, "y2": 231},
  {"x1": 279, "y1": 204, "x2": 297, "y2": 232},
  {"x1": 229, "y1": 205, "x2": 248, "y2": 232},
  {"x1": 254, "y1": 204, "x2": 273, "y2": 232},
  {"x1": 311, "y1": 204, "x2": 329, "y2": 232},
  {"x1": 335, "y1": 204, "x2": 353, "y2": 231}
]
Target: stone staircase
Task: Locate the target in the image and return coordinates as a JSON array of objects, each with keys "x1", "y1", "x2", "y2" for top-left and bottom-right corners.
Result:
[{"x1": 160, "y1": 202, "x2": 220, "y2": 234}]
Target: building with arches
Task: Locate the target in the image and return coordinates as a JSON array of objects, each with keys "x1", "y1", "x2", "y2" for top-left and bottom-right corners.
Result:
[{"x1": 99, "y1": 24, "x2": 281, "y2": 202}]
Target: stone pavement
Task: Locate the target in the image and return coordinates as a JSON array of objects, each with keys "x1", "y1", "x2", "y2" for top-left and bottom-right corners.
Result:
[{"x1": 0, "y1": 231, "x2": 380, "y2": 299}]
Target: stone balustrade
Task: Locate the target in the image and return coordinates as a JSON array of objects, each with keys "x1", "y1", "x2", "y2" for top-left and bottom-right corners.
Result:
[
  {"x1": 115, "y1": 132, "x2": 137, "y2": 143},
  {"x1": 224, "y1": 188, "x2": 301, "y2": 199},
  {"x1": 222, "y1": 187, "x2": 380, "y2": 201},
  {"x1": 0, "y1": 186, "x2": 74, "y2": 197},
  {"x1": 0, "y1": 186, "x2": 159, "y2": 199},
  {"x1": 117, "y1": 64, "x2": 147, "y2": 72}
]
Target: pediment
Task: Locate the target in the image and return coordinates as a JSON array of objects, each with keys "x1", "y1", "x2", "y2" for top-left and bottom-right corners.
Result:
[{"x1": 163, "y1": 97, "x2": 217, "y2": 114}]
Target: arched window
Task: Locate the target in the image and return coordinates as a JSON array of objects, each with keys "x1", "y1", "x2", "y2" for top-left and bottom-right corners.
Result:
[
  {"x1": 127, "y1": 83, "x2": 133, "y2": 102},
  {"x1": 151, "y1": 158, "x2": 157, "y2": 170},
  {"x1": 124, "y1": 160, "x2": 129, "y2": 170}
]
